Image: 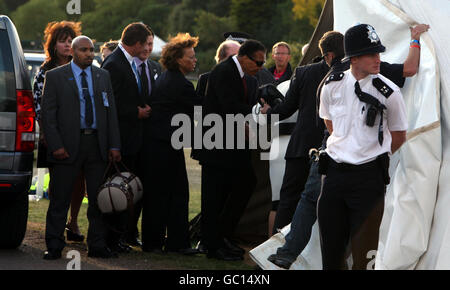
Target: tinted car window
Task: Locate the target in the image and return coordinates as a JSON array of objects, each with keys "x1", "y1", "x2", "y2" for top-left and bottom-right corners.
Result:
[{"x1": 0, "y1": 30, "x2": 16, "y2": 112}]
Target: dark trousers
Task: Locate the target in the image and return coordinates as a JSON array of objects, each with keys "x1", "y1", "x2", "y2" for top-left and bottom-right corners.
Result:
[
  {"x1": 201, "y1": 161, "x2": 256, "y2": 252},
  {"x1": 141, "y1": 140, "x2": 190, "y2": 250},
  {"x1": 277, "y1": 159, "x2": 321, "y2": 261},
  {"x1": 273, "y1": 157, "x2": 310, "y2": 233},
  {"x1": 317, "y1": 160, "x2": 385, "y2": 270},
  {"x1": 45, "y1": 134, "x2": 107, "y2": 251}
]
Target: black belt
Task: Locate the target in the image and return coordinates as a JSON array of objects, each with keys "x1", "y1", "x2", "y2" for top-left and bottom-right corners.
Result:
[
  {"x1": 328, "y1": 157, "x2": 379, "y2": 170},
  {"x1": 80, "y1": 128, "x2": 97, "y2": 135}
]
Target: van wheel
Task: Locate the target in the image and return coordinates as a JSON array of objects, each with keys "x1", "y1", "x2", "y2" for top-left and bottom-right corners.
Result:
[{"x1": 0, "y1": 193, "x2": 28, "y2": 248}]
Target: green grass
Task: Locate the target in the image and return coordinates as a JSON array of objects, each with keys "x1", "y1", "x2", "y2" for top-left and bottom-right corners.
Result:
[{"x1": 27, "y1": 149, "x2": 254, "y2": 270}]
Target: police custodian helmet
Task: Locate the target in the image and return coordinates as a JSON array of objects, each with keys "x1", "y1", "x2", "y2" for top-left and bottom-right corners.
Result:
[{"x1": 343, "y1": 24, "x2": 386, "y2": 60}]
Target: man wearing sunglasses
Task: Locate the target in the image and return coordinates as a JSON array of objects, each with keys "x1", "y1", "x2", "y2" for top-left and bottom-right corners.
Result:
[{"x1": 200, "y1": 39, "x2": 266, "y2": 261}]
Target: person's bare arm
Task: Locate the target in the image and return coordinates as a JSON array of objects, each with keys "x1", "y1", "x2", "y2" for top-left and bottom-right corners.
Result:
[
  {"x1": 390, "y1": 130, "x2": 406, "y2": 153},
  {"x1": 403, "y1": 24, "x2": 430, "y2": 77},
  {"x1": 324, "y1": 119, "x2": 333, "y2": 135}
]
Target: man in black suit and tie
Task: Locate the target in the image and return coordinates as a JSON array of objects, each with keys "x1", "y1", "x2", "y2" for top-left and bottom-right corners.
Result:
[
  {"x1": 101, "y1": 22, "x2": 153, "y2": 251},
  {"x1": 126, "y1": 28, "x2": 162, "y2": 246},
  {"x1": 41, "y1": 36, "x2": 121, "y2": 260},
  {"x1": 200, "y1": 39, "x2": 266, "y2": 261}
]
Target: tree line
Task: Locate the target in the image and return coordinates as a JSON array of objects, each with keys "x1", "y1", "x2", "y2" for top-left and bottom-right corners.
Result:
[{"x1": 1, "y1": 0, "x2": 325, "y2": 74}]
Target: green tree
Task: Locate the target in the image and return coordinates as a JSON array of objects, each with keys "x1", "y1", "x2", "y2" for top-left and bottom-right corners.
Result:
[
  {"x1": 11, "y1": 0, "x2": 67, "y2": 41},
  {"x1": 292, "y1": 0, "x2": 325, "y2": 27},
  {"x1": 81, "y1": 0, "x2": 146, "y2": 41},
  {"x1": 230, "y1": 0, "x2": 275, "y2": 44},
  {"x1": 192, "y1": 11, "x2": 236, "y2": 73},
  {"x1": 0, "y1": 0, "x2": 8, "y2": 14},
  {"x1": 3, "y1": 0, "x2": 29, "y2": 13}
]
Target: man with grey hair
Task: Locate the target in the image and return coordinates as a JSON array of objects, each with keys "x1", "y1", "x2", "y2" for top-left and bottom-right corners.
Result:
[
  {"x1": 196, "y1": 39, "x2": 241, "y2": 100},
  {"x1": 41, "y1": 35, "x2": 121, "y2": 260}
]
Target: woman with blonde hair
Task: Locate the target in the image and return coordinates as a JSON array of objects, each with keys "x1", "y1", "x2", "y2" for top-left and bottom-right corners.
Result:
[
  {"x1": 141, "y1": 33, "x2": 202, "y2": 255},
  {"x1": 33, "y1": 21, "x2": 86, "y2": 242}
]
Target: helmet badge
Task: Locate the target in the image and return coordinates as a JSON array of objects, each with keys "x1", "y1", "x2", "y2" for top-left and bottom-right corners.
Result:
[{"x1": 367, "y1": 25, "x2": 379, "y2": 43}]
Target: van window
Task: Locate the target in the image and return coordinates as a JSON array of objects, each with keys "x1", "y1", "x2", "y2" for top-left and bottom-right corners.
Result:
[{"x1": 0, "y1": 30, "x2": 16, "y2": 112}]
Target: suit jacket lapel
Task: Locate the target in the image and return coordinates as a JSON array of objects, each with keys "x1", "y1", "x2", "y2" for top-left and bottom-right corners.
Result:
[
  {"x1": 64, "y1": 64, "x2": 80, "y2": 98},
  {"x1": 116, "y1": 48, "x2": 139, "y2": 91},
  {"x1": 227, "y1": 57, "x2": 246, "y2": 100}
]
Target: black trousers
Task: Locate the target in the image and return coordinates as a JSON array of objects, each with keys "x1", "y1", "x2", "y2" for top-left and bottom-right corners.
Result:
[
  {"x1": 45, "y1": 134, "x2": 107, "y2": 251},
  {"x1": 317, "y1": 160, "x2": 385, "y2": 270},
  {"x1": 273, "y1": 157, "x2": 310, "y2": 233},
  {"x1": 141, "y1": 140, "x2": 190, "y2": 250},
  {"x1": 201, "y1": 161, "x2": 256, "y2": 252}
]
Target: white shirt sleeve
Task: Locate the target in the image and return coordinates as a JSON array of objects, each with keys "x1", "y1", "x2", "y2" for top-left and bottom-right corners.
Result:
[
  {"x1": 386, "y1": 89, "x2": 408, "y2": 131},
  {"x1": 319, "y1": 83, "x2": 331, "y2": 120}
]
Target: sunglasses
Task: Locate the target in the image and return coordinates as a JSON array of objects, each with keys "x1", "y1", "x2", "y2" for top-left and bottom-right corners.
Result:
[{"x1": 247, "y1": 54, "x2": 265, "y2": 67}]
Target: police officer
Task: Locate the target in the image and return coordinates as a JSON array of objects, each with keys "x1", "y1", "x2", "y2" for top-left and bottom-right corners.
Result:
[{"x1": 317, "y1": 24, "x2": 408, "y2": 270}]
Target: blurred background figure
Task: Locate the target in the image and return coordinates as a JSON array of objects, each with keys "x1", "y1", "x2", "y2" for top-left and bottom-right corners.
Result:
[
  {"x1": 32, "y1": 20, "x2": 86, "y2": 243},
  {"x1": 100, "y1": 40, "x2": 119, "y2": 62},
  {"x1": 268, "y1": 42, "x2": 292, "y2": 85}
]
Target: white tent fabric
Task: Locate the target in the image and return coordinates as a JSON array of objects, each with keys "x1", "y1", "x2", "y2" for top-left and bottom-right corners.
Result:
[
  {"x1": 150, "y1": 34, "x2": 166, "y2": 57},
  {"x1": 250, "y1": 0, "x2": 449, "y2": 270}
]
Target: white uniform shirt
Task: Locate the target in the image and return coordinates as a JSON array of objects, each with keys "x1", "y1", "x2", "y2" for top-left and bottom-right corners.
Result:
[{"x1": 319, "y1": 69, "x2": 408, "y2": 165}]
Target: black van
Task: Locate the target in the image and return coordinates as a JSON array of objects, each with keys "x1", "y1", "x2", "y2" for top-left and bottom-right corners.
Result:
[{"x1": 0, "y1": 15, "x2": 36, "y2": 248}]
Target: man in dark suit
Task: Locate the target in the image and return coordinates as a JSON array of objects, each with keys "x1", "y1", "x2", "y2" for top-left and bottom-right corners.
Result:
[
  {"x1": 126, "y1": 28, "x2": 162, "y2": 246},
  {"x1": 260, "y1": 40, "x2": 332, "y2": 234},
  {"x1": 41, "y1": 36, "x2": 121, "y2": 260},
  {"x1": 200, "y1": 39, "x2": 266, "y2": 261},
  {"x1": 101, "y1": 22, "x2": 153, "y2": 251}
]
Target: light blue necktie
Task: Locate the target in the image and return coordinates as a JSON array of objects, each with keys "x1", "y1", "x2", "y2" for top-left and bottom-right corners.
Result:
[{"x1": 131, "y1": 60, "x2": 142, "y2": 94}]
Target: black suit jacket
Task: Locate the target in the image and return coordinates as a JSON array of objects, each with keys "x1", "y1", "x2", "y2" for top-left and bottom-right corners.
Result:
[
  {"x1": 268, "y1": 60, "x2": 329, "y2": 159},
  {"x1": 41, "y1": 63, "x2": 121, "y2": 164},
  {"x1": 145, "y1": 69, "x2": 201, "y2": 144},
  {"x1": 200, "y1": 57, "x2": 258, "y2": 167},
  {"x1": 101, "y1": 47, "x2": 143, "y2": 156}
]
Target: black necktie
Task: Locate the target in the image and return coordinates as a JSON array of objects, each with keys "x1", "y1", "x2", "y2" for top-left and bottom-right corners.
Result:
[
  {"x1": 354, "y1": 81, "x2": 386, "y2": 145},
  {"x1": 81, "y1": 71, "x2": 93, "y2": 128},
  {"x1": 140, "y1": 63, "x2": 150, "y2": 99}
]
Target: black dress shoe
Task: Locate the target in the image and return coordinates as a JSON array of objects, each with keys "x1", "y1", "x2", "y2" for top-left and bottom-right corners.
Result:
[
  {"x1": 223, "y1": 238, "x2": 245, "y2": 255},
  {"x1": 88, "y1": 247, "x2": 118, "y2": 259},
  {"x1": 43, "y1": 249, "x2": 62, "y2": 260},
  {"x1": 195, "y1": 241, "x2": 208, "y2": 254},
  {"x1": 66, "y1": 228, "x2": 85, "y2": 242},
  {"x1": 126, "y1": 236, "x2": 142, "y2": 247},
  {"x1": 166, "y1": 247, "x2": 200, "y2": 256},
  {"x1": 207, "y1": 247, "x2": 243, "y2": 261},
  {"x1": 267, "y1": 254, "x2": 292, "y2": 269},
  {"x1": 109, "y1": 241, "x2": 132, "y2": 253},
  {"x1": 43, "y1": 249, "x2": 61, "y2": 260}
]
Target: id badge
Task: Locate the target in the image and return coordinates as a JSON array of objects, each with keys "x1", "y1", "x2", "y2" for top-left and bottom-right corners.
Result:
[{"x1": 102, "y1": 92, "x2": 109, "y2": 107}]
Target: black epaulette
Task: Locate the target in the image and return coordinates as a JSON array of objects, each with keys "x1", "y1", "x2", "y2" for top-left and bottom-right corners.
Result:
[
  {"x1": 372, "y1": 77, "x2": 393, "y2": 98},
  {"x1": 325, "y1": 72, "x2": 345, "y2": 85}
]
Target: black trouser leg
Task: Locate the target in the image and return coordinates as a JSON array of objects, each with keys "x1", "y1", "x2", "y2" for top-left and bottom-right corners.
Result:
[
  {"x1": 201, "y1": 165, "x2": 228, "y2": 252},
  {"x1": 141, "y1": 141, "x2": 170, "y2": 250},
  {"x1": 318, "y1": 165, "x2": 385, "y2": 270},
  {"x1": 317, "y1": 171, "x2": 349, "y2": 270},
  {"x1": 166, "y1": 149, "x2": 190, "y2": 250},
  {"x1": 273, "y1": 157, "x2": 310, "y2": 233},
  {"x1": 220, "y1": 163, "x2": 256, "y2": 239}
]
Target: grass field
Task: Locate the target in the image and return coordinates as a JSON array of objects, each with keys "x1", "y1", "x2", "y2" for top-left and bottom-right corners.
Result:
[{"x1": 27, "y1": 148, "x2": 255, "y2": 270}]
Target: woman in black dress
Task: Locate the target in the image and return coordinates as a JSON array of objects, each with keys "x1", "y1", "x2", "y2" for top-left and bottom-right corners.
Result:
[{"x1": 141, "y1": 33, "x2": 202, "y2": 254}]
